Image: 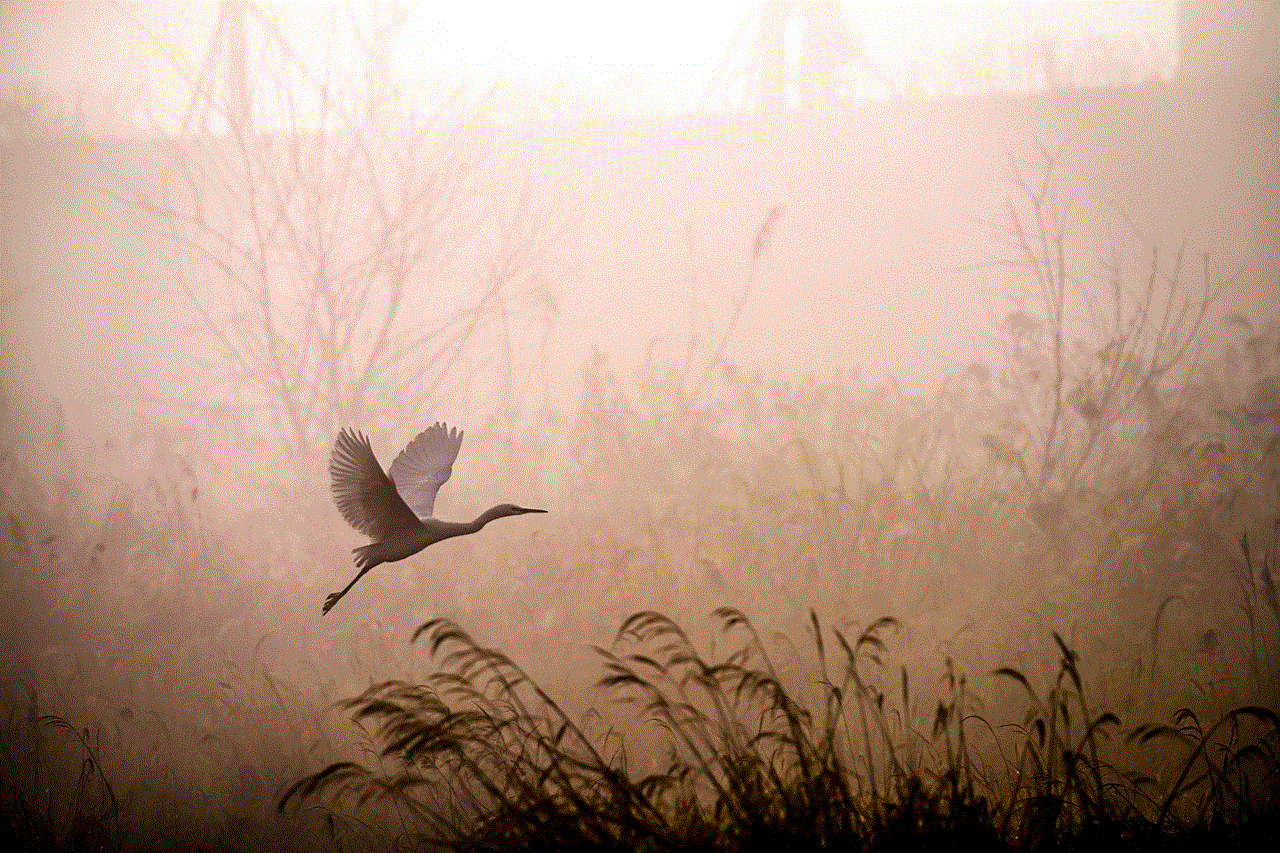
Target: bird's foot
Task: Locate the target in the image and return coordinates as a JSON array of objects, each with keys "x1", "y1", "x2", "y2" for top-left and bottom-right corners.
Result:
[{"x1": 322, "y1": 591, "x2": 343, "y2": 615}]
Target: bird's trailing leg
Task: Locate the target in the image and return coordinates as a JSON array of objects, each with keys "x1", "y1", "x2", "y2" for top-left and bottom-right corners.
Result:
[
  {"x1": 322, "y1": 571, "x2": 366, "y2": 615},
  {"x1": 322, "y1": 553, "x2": 379, "y2": 615}
]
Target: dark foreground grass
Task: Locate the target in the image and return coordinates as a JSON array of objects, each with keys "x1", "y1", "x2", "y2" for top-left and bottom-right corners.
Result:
[
  {"x1": 1, "y1": 701, "x2": 121, "y2": 853},
  {"x1": 279, "y1": 608, "x2": 1279, "y2": 853}
]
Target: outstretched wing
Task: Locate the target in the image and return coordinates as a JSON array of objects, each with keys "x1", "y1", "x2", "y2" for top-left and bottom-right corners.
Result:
[
  {"x1": 330, "y1": 429, "x2": 421, "y2": 538},
  {"x1": 387, "y1": 422, "x2": 463, "y2": 520}
]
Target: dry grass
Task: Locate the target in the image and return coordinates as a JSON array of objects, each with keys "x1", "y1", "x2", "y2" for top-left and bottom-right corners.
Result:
[{"x1": 278, "y1": 608, "x2": 1278, "y2": 852}]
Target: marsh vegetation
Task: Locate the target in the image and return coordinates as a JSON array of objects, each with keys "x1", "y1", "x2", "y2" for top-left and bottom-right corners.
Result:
[
  {"x1": 3, "y1": 231, "x2": 1277, "y2": 847},
  {"x1": 2, "y1": 4, "x2": 1277, "y2": 850}
]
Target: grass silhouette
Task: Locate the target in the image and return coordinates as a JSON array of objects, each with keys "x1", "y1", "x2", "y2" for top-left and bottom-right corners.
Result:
[
  {"x1": 280, "y1": 608, "x2": 1279, "y2": 852},
  {"x1": 1, "y1": 696, "x2": 122, "y2": 853}
]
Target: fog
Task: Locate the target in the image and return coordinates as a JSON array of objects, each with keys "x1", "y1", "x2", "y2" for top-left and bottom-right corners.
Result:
[{"x1": 1, "y1": 2, "x2": 1277, "y2": 849}]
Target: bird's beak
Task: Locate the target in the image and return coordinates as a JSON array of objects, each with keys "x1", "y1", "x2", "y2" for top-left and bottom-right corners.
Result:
[{"x1": 515, "y1": 506, "x2": 547, "y2": 514}]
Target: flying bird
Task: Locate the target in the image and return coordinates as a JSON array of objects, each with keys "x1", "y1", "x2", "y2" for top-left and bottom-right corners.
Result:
[{"x1": 324, "y1": 423, "x2": 545, "y2": 614}]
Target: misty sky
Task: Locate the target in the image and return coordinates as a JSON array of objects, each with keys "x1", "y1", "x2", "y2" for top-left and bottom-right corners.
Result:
[
  {"x1": 2, "y1": 2, "x2": 1271, "y2": 412},
  {"x1": 1, "y1": 1, "x2": 1180, "y2": 120}
]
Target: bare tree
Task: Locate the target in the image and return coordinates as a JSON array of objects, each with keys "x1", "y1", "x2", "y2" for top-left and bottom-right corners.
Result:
[
  {"x1": 115, "y1": 2, "x2": 563, "y2": 457},
  {"x1": 979, "y1": 151, "x2": 1217, "y2": 524}
]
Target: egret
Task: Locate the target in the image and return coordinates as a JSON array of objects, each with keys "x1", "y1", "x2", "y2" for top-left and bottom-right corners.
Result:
[{"x1": 324, "y1": 423, "x2": 545, "y2": 614}]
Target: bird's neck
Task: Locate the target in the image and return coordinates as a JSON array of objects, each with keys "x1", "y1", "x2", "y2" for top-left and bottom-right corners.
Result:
[
  {"x1": 425, "y1": 508, "x2": 507, "y2": 542},
  {"x1": 470, "y1": 506, "x2": 507, "y2": 531}
]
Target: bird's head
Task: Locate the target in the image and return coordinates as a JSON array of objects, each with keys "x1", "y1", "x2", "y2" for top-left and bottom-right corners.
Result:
[
  {"x1": 473, "y1": 503, "x2": 547, "y2": 529},
  {"x1": 491, "y1": 503, "x2": 547, "y2": 518}
]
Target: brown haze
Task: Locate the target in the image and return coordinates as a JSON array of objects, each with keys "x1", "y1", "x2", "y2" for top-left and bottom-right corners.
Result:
[{"x1": 1, "y1": 2, "x2": 1277, "y2": 850}]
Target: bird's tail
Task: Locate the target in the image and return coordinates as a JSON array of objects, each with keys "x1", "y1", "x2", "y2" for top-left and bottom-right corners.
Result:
[{"x1": 353, "y1": 543, "x2": 382, "y2": 571}]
